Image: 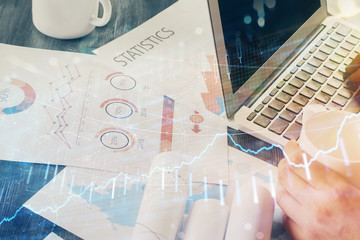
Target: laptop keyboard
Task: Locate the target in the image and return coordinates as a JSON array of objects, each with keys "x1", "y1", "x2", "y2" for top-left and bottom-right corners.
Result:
[{"x1": 247, "y1": 23, "x2": 360, "y2": 141}]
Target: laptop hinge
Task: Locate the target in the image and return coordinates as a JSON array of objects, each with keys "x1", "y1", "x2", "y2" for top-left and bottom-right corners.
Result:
[{"x1": 244, "y1": 24, "x2": 326, "y2": 108}]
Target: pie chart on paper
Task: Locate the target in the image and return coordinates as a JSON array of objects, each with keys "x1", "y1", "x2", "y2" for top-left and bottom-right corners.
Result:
[{"x1": 0, "y1": 78, "x2": 36, "y2": 115}]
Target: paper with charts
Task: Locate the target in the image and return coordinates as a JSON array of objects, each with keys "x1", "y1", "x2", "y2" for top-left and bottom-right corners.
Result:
[
  {"x1": 0, "y1": 44, "x2": 228, "y2": 183},
  {"x1": 94, "y1": 0, "x2": 226, "y2": 117}
]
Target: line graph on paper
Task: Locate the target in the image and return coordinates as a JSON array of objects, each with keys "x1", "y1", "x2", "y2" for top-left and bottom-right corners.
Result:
[{"x1": 43, "y1": 64, "x2": 81, "y2": 149}]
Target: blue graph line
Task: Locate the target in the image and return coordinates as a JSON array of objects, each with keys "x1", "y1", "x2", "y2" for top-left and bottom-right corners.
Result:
[{"x1": 0, "y1": 206, "x2": 24, "y2": 225}]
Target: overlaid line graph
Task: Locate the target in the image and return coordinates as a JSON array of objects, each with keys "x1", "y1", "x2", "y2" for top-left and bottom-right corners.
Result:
[{"x1": 1, "y1": 110, "x2": 359, "y2": 226}]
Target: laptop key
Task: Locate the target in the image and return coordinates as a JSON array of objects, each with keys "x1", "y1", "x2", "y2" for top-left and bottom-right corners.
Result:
[
  {"x1": 333, "y1": 71, "x2": 345, "y2": 82},
  {"x1": 325, "y1": 39, "x2": 339, "y2": 49},
  {"x1": 280, "y1": 110, "x2": 296, "y2": 122},
  {"x1": 277, "y1": 81, "x2": 286, "y2": 89},
  {"x1": 341, "y1": 42, "x2": 354, "y2": 51},
  {"x1": 327, "y1": 102, "x2": 342, "y2": 110},
  {"x1": 270, "y1": 88, "x2": 279, "y2": 96},
  {"x1": 294, "y1": 95, "x2": 309, "y2": 106},
  {"x1": 331, "y1": 33, "x2": 344, "y2": 43},
  {"x1": 276, "y1": 92, "x2": 292, "y2": 103},
  {"x1": 308, "y1": 57, "x2": 322, "y2": 68},
  {"x1": 336, "y1": 25, "x2": 351, "y2": 37},
  {"x1": 300, "y1": 88, "x2": 316, "y2": 99},
  {"x1": 255, "y1": 104, "x2": 264, "y2": 112},
  {"x1": 254, "y1": 115, "x2": 271, "y2": 128},
  {"x1": 346, "y1": 36, "x2": 359, "y2": 45},
  {"x1": 332, "y1": 23, "x2": 340, "y2": 29},
  {"x1": 324, "y1": 61, "x2": 339, "y2": 71},
  {"x1": 289, "y1": 78, "x2": 304, "y2": 89},
  {"x1": 322, "y1": 85, "x2": 337, "y2": 96},
  {"x1": 330, "y1": 54, "x2": 344, "y2": 64},
  {"x1": 318, "y1": 67, "x2": 333, "y2": 77},
  {"x1": 302, "y1": 65, "x2": 317, "y2": 75},
  {"x1": 247, "y1": 112, "x2": 257, "y2": 121},
  {"x1": 327, "y1": 28, "x2": 334, "y2": 35},
  {"x1": 336, "y1": 48, "x2": 349, "y2": 58},
  {"x1": 315, "y1": 40, "x2": 323, "y2": 47},
  {"x1": 290, "y1": 66, "x2": 299, "y2": 74},
  {"x1": 339, "y1": 65, "x2": 346, "y2": 74},
  {"x1": 297, "y1": 60, "x2": 305, "y2": 67},
  {"x1": 309, "y1": 47, "x2": 317, "y2": 54},
  {"x1": 338, "y1": 87, "x2": 353, "y2": 99},
  {"x1": 284, "y1": 73, "x2": 292, "y2": 81},
  {"x1": 328, "y1": 78, "x2": 342, "y2": 89},
  {"x1": 287, "y1": 102, "x2": 303, "y2": 114},
  {"x1": 263, "y1": 96, "x2": 272, "y2": 104},
  {"x1": 283, "y1": 123, "x2": 302, "y2": 140},
  {"x1": 352, "y1": 31, "x2": 360, "y2": 40},
  {"x1": 312, "y1": 73, "x2": 327, "y2": 84},
  {"x1": 269, "y1": 100, "x2": 285, "y2": 112},
  {"x1": 303, "y1": 53, "x2": 311, "y2": 60},
  {"x1": 350, "y1": 52, "x2": 358, "y2": 59},
  {"x1": 311, "y1": 99, "x2": 326, "y2": 107},
  {"x1": 295, "y1": 114, "x2": 303, "y2": 125},
  {"x1": 355, "y1": 45, "x2": 360, "y2": 54},
  {"x1": 321, "y1": 34, "x2": 328, "y2": 41},
  {"x1": 344, "y1": 58, "x2": 352, "y2": 66},
  {"x1": 283, "y1": 85, "x2": 298, "y2": 96},
  {"x1": 344, "y1": 90, "x2": 360, "y2": 113},
  {"x1": 332, "y1": 94, "x2": 348, "y2": 107},
  {"x1": 314, "y1": 51, "x2": 328, "y2": 61},
  {"x1": 269, "y1": 118, "x2": 289, "y2": 135},
  {"x1": 295, "y1": 71, "x2": 311, "y2": 81},
  {"x1": 306, "y1": 80, "x2": 321, "y2": 91},
  {"x1": 320, "y1": 45, "x2": 334, "y2": 55},
  {"x1": 315, "y1": 92, "x2": 331, "y2": 103},
  {"x1": 261, "y1": 107, "x2": 278, "y2": 120}
]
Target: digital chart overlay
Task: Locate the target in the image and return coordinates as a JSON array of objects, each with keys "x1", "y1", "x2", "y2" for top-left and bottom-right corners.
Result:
[{"x1": 0, "y1": 78, "x2": 36, "y2": 115}]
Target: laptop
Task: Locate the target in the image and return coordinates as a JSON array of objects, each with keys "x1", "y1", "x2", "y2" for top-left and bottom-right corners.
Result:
[{"x1": 208, "y1": 0, "x2": 360, "y2": 155}]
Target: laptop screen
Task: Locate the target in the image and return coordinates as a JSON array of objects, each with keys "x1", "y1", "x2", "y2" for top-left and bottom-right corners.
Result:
[{"x1": 218, "y1": 0, "x2": 322, "y2": 94}]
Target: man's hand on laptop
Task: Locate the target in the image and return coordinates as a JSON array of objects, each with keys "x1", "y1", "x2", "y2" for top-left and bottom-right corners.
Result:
[{"x1": 276, "y1": 140, "x2": 360, "y2": 240}]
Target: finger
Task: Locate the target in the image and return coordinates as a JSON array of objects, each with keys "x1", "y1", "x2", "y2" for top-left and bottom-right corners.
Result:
[
  {"x1": 283, "y1": 215, "x2": 307, "y2": 240},
  {"x1": 348, "y1": 67, "x2": 360, "y2": 82},
  {"x1": 278, "y1": 158, "x2": 314, "y2": 204},
  {"x1": 276, "y1": 184, "x2": 303, "y2": 222},
  {"x1": 345, "y1": 54, "x2": 360, "y2": 76},
  {"x1": 283, "y1": 141, "x2": 346, "y2": 191}
]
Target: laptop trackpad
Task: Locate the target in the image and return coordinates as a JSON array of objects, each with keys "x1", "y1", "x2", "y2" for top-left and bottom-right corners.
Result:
[{"x1": 227, "y1": 127, "x2": 284, "y2": 167}]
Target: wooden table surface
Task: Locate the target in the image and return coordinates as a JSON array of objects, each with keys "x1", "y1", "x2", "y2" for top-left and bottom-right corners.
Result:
[
  {"x1": 0, "y1": 0, "x2": 176, "y2": 238},
  {"x1": 0, "y1": 0, "x2": 177, "y2": 53}
]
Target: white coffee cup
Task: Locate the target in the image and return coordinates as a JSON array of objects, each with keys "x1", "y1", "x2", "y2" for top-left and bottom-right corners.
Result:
[
  {"x1": 32, "y1": 0, "x2": 112, "y2": 39},
  {"x1": 298, "y1": 105, "x2": 360, "y2": 189}
]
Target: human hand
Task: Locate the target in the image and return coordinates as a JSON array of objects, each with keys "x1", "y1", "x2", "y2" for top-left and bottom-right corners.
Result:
[
  {"x1": 276, "y1": 140, "x2": 360, "y2": 240},
  {"x1": 345, "y1": 54, "x2": 360, "y2": 82}
]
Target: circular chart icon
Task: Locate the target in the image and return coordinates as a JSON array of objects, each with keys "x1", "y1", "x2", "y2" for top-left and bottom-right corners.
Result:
[
  {"x1": 0, "y1": 78, "x2": 36, "y2": 115},
  {"x1": 100, "y1": 131, "x2": 130, "y2": 150},
  {"x1": 106, "y1": 72, "x2": 136, "y2": 90},
  {"x1": 105, "y1": 102, "x2": 134, "y2": 119}
]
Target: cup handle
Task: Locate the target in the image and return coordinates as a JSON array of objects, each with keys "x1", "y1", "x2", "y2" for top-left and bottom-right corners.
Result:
[{"x1": 90, "y1": 0, "x2": 112, "y2": 27}]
